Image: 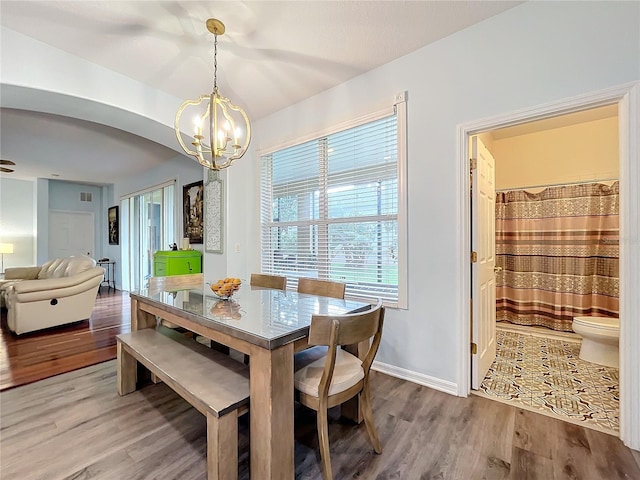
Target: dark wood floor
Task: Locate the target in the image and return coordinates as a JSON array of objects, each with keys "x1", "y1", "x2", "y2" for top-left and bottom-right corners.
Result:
[
  {"x1": 1, "y1": 360, "x2": 639, "y2": 479},
  {"x1": 0, "y1": 288, "x2": 130, "y2": 391}
]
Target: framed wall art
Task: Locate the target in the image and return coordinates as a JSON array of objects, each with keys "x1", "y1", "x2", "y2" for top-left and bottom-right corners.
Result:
[
  {"x1": 204, "y1": 170, "x2": 224, "y2": 253},
  {"x1": 108, "y1": 206, "x2": 119, "y2": 245},
  {"x1": 183, "y1": 180, "x2": 204, "y2": 244}
]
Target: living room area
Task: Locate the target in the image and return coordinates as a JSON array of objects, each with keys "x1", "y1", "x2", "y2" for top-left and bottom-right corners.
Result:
[{"x1": 0, "y1": 148, "x2": 203, "y2": 389}]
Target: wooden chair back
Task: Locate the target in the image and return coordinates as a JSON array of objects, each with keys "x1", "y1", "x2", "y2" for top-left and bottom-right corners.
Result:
[
  {"x1": 145, "y1": 273, "x2": 205, "y2": 336},
  {"x1": 309, "y1": 299, "x2": 384, "y2": 376},
  {"x1": 297, "y1": 278, "x2": 345, "y2": 299},
  {"x1": 147, "y1": 273, "x2": 203, "y2": 294},
  {"x1": 250, "y1": 273, "x2": 287, "y2": 290}
]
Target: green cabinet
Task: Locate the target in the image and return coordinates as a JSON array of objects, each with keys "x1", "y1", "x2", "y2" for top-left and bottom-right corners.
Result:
[{"x1": 153, "y1": 250, "x2": 202, "y2": 276}]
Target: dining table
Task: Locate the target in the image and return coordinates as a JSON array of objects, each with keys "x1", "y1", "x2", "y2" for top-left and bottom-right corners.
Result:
[{"x1": 129, "y1": 281, "x2": 372, "y2": 480}]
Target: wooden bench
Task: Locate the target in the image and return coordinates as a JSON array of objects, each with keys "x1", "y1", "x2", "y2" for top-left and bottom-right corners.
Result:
[{"x1": 116, "y1": 327, "x2": 250, "y2": 480}]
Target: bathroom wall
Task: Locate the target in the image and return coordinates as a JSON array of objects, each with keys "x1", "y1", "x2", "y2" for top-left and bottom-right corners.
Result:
[{"x1": 492, "y1": 114, "x2": 619, "y2": 190}]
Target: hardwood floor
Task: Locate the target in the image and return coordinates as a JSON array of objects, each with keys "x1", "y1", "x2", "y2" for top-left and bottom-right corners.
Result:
[
  {"x1": 0, "y1": 288, "x2": 130, "y2": 391},
  {"x1": 1, "y1": 361, "x2": 639, "y2": 479}
]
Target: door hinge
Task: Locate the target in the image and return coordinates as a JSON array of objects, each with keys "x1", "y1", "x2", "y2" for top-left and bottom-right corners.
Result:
[
  {"x1": 470, "y1": 157, "x2": 477, "y2": 171},
  {"x1": 471, "y1": 251, "x2": 478, "y2": 263},
  {"x1": 471, "y1": 342, "x2": 478, "y2": 355}
]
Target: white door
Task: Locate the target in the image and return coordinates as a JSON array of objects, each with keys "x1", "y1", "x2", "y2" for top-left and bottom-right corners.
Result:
[
  {"x1": 471, "y1": 136, "x2": 497, "y2": 389},
  {"x1": 49, "y1": 211, "x2": 94, "y2": 259}
]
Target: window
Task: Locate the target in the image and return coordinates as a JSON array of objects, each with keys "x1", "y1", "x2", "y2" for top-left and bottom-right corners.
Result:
[{"x1": 260, "y1": 100, "x2": 406, "y2": 306}]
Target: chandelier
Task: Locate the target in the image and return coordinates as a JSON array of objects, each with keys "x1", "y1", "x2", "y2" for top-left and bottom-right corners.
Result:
[{"x1": 175, "y1": 18, "x2": 251, "y2": 170}]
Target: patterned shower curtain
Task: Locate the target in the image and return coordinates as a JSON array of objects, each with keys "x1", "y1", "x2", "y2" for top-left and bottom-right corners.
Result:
[{"x1": 495, "y1": 182, "x2": 619, "y2": 332}]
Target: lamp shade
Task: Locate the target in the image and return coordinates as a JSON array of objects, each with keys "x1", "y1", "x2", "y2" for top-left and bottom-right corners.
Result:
[{"x1": 0, "y1": 243, "x2": 13, "y2": 254}]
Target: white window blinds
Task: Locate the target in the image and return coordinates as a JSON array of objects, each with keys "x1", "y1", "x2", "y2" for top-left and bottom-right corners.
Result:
[{"x1": 260, "y1": 112, "x2": 401, "y2": 303}]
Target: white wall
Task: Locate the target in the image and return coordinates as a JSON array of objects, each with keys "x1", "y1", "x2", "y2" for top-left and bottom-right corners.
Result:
[
  {"x1": 0, "y1": 177, "x2": 36, "y2": 268},
  {"x1": 35, "y1": 179, "x2": 49, "y2": 265},
  {"x1": 225, "y1": 1, "x2": 640, "y2": 386}
]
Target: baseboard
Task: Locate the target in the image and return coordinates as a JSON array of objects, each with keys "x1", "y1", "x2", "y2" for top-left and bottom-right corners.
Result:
[{"x1": 372, "y1": 360, "x2": 459, "y2": 396}]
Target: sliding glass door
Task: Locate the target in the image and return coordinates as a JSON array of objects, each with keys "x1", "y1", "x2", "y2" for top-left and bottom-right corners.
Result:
[{"x1": 121, "y1": 182, "x2": 175, "y2": 291}]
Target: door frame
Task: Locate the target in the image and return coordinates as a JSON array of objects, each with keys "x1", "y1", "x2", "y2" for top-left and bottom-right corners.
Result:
[{"x1": 455, "y1": 81, "x2": 640, "y2": 449}]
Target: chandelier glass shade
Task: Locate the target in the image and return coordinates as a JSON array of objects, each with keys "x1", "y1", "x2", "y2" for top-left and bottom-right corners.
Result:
[{"x1": 175, "y1": 19, "x2": 251, "y2": 171}]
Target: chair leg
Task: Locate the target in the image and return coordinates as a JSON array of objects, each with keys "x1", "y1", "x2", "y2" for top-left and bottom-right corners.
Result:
[
  {"x1": 360, "y1": 381, "x2": 382, "y2": 454},
  {"x1": 316, "y1": 406, "x2": 333, "y2": 480}
]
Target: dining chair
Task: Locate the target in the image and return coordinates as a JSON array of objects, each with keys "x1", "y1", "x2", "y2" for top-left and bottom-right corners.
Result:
[
  {"x1": 146, "y1": 273, "x2": 203, "y2": 295},
  {"x1": 250, "y1": 273, "x2": 287, "y2": 290},
  {"x1": 245, "y1": 273, "x2": 287, "y2": 364},
  {"x1": 297, "y1": 278, "x2": 345, "y2": 299},
  {"x1": 146, "y1": 274, "x2": 230, "y2": 349},
  {"x1": 295, "y1": 277, "x2": 346, "y2": 374},
  {"x1": 294, "y1": 299, "x2": 385, "y2": 480}
]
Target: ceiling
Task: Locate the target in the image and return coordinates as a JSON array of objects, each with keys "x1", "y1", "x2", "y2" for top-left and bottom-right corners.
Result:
[{"x1": 0, "y1": 1, "x2": 523, "y2": 184}]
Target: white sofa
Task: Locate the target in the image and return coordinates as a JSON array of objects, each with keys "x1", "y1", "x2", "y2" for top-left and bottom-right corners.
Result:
[{"x1": 4, "y1": 256, "x2": 104, "y2": 335}]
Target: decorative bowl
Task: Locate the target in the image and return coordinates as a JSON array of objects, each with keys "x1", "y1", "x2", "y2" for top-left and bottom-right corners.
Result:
[{"x1": 208, "y1": 277, "x2": 242, "y2": 300}]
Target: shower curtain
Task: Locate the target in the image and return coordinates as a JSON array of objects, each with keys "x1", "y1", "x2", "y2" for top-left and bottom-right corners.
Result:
[{"x1": 495, "y1": 182, "x2": 619, "y2": 332}]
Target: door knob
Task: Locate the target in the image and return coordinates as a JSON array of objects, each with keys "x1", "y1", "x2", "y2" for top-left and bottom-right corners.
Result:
[{"x1": 494, "y1": 266, "x2": 503, "y2": 273}]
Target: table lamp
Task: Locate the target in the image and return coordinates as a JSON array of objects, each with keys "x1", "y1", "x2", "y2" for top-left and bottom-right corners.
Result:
[{"x1": 0, "y1": 243, "x2": 14, "y2": 273}]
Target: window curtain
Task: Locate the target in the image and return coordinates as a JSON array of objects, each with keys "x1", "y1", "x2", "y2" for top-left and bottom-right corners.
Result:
[{"x1": 495, "y1": 182, "x2": 619, "y2": 332}]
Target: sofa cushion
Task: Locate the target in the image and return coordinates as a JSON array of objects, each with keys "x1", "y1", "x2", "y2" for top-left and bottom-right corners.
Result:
[
  {"x1": 36, "y1": 256, "x2": 96, "y2": 279},
  {"x1": 38, "y1": 259, "x2": 61, "y2": 279},
  {"x1": 52, "y1": 258, "x2": 72, "y2": 278},
  {"x1": 65, "y1": 256, "x2": 96, "y2": 276}
]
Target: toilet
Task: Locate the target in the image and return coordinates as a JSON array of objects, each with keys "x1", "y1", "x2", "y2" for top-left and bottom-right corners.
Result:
[{"x1": 572, "y1": 316, "x2": 620, "y2": 368}]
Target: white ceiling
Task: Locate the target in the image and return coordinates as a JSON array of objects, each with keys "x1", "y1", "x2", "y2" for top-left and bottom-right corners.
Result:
[{"x1": 0, "y1": 0, "x2": 523, "y2": 184}]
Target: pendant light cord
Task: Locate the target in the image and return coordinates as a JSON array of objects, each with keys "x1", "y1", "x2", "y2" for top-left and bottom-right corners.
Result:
[{"x1": 213, "y1": 32, "x2": 218, "y2": 94}]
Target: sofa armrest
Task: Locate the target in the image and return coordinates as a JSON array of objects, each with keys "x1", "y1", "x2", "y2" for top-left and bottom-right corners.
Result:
[
  {"x1": 9, "y1": 267, "x2": 105, "y2": 303},
  {"x1": 3, "y1": 266, "x2": 41, "y2": 280}
]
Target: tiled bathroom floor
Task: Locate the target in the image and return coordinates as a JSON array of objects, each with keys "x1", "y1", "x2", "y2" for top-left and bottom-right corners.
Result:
[{"x1": 476, "y1": 328, "x2": 619, "y2": 435}]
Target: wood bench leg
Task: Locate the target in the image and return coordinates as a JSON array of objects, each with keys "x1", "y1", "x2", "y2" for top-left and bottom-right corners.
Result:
[
  {"x1": 117, "y1": 342, "x2": 137, "y2": 395},
  {"x1": 207, "y1": 411, "x2": 238, "y2": 480}
]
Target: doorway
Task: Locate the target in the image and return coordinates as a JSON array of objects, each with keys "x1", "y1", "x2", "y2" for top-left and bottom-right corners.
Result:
[
  {"x1": 49, "y1": 210, "x2": 94, "y2": 259},
  {"x1": 471, "y1": 105, "x2": 620, "y2": 434},
  {"x1": 457, "y1": 82, "x2": 640, "y2": 449}
]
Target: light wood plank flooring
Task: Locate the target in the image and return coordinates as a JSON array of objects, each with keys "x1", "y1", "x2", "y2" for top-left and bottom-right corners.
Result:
[{"x1": 1, "y1": 360, "x2": 639, "y2": 479}]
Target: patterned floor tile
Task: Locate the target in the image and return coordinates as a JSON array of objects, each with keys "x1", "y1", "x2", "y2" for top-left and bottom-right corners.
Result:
[{"x1": 479, "y1": 328, "x2": 619, "y2": 434}]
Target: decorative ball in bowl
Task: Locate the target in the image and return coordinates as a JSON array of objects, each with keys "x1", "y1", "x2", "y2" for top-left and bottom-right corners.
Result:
[{"x1": 208, "y1": 277, "x2": 242, "y2": 300}]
